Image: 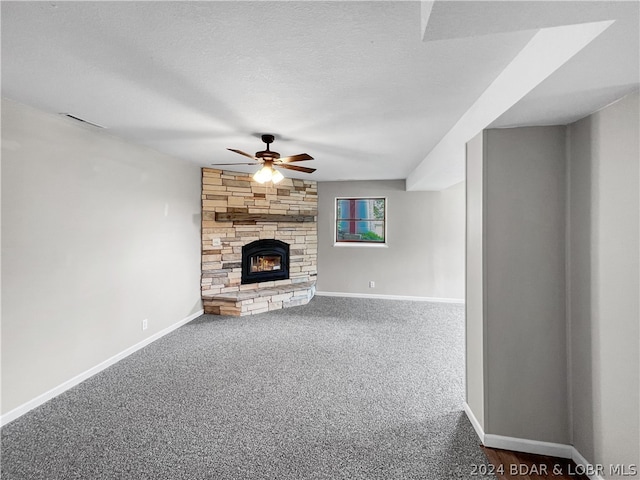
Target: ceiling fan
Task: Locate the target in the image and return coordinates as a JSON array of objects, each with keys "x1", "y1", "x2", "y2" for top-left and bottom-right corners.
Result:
[{"x1": 211, "y1": 134, "x2": 316, "y2": 184}]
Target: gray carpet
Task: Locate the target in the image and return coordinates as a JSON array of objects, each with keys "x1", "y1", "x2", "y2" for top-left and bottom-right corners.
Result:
[{"x1": 1, "y1": 296, "x2": 494, "y2": 479}]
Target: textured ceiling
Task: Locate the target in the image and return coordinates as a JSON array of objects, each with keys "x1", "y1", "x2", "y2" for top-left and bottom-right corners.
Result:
[{"x1": 1, "y1": 1, "x2": 638, "y2": 189}]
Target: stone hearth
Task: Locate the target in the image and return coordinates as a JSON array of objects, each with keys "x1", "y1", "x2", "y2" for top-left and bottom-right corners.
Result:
[
  {"x1": 203, "y1": 280, "x2": 316, "y2": 316},
  {"x1": 201, "y1": 168, "x2": 317, "y2": 316}
]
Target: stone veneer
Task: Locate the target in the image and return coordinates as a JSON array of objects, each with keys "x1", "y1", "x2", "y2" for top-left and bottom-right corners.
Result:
[{"x1": 201, "y1": 168, "x2": 317, "y2": 315}]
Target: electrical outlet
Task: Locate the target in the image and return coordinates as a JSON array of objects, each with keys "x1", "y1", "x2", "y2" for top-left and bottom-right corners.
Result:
[
  {"x1": 369, "y1": 281, "x2": 375, "y2": 288},
  {"x1": 212, "y1": 238, "x2": 221, "y2": 247},
  {"x1": 142, "y1": 319, "x2": 148, "y2": 331}
]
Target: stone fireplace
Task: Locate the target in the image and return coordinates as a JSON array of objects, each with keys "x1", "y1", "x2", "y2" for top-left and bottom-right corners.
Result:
[{"x1": 200, "y1": 168, "x2": 317, "y2": 316}]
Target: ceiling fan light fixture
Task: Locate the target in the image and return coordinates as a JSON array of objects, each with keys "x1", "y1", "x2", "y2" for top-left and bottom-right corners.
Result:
[
  {"x1": 253, "y1": 164, "x2": 285, "y2": 184},
  {"x1": 252, "y1": 165, "x2": 272, "y2": 184},
  {"x1": 271, "y1": 169, "x2": 284, "y2": 184}
]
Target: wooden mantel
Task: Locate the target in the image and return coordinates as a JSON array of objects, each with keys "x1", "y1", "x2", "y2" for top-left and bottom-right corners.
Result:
[{"x1": 214, "y1": 212, "x2": 317, "y2": 223}]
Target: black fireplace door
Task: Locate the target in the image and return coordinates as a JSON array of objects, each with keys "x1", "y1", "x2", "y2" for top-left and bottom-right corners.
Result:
[{"x1": 241, "y1": 239, "x2": 290, "y2": 284}]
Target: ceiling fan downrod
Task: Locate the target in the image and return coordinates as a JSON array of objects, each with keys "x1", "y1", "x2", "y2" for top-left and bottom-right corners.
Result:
[{"x1": 261, "y1": 134, "x2": 275, "y2": 149}]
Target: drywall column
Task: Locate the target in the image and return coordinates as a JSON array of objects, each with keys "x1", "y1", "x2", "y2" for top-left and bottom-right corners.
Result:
[
  {"x1": 484, "y1": 126, "x2": 568, "y2": 443},
  {"x1": 568, "y1": 92, "x2": 639, "y2": 475},
  {"x1": 465, "y1": 132, "x2": 485, "y2": 431},
  {"x1": 465, "y1": 126, "x2": 569, "y2": 444}
]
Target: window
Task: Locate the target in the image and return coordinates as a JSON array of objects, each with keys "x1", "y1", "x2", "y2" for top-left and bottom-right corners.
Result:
[{"x1": 335, "y1": 197, "x2": 386, "y2": 244}]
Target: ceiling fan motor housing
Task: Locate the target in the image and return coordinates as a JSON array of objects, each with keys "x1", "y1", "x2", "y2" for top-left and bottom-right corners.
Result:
[
  {"x1": 256, "y1": 150, "x2": 280, "y2": 160},
  {"x1": 261, "y1": 134, "x2": 275, "y2": 144}
]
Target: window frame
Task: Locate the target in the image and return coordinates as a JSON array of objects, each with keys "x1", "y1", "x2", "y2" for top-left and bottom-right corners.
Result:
[{"x1": 333, "y1": 196, "x2": 388, "y2": 248}]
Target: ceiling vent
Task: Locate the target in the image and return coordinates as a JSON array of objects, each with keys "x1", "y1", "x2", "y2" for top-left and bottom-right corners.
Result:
[{"x1": 60, "y1": 113, "x2": 105, "y2": 129}]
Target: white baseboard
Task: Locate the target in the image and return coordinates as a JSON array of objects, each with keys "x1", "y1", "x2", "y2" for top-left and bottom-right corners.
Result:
[
  {"x1": 483, "y1": 433, "x2": 574, "y2": 459},
  {"x1": 463, "y1": 402, "x2": 603, "y2": 480},
  {"x1": 571, "y1": 446, "x2": 606, "y2": 480},
  {"x1": 315, "y1": 290, "x2": 465, "y2": 304},
  {"x1": 463, "y1": 402, "x2": 485, "y2": 443},
  {"x1": 1, "y1": 309, "x2": 204, "y2": 427}
]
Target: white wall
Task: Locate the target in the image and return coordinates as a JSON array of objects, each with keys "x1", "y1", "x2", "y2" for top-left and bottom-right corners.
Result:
[
  {"x1": 568, "y1": 92, "x2": 639, "y2": 475},
  {"x1": 317, "y1": 179, "x2": 465, "y2": 299},
  {"x1": 1, "y1": 99, "x2": 203, "y2": 415}
]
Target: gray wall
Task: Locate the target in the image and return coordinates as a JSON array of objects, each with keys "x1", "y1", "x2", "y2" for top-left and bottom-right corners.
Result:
[
  {"x1": 1, "y1": 99, "x2": 203, "y2": 415},
  {"x1": 468, "y1": 126, "x2": 569, "y2": 443},
  {"x1": 465, "y1": 92, "x2": 640, "y2": 470},
  {"x1": 568, "y1": 92, "x2": 639, "y2": 472},
  {"x1": 317, "y1": 180, "x2": 465, "y2": 299},
  {"x1": 465, "y1": 132, "x2": 485, "y2": 429}
]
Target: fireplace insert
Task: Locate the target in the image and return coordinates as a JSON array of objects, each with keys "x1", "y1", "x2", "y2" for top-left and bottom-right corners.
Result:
[{"x1": 241, "y1": 239, "x2": 290, "y2": 284}]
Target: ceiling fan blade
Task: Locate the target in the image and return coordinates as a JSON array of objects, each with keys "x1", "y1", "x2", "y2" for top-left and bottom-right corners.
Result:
[
  {"x1": 210, "y1": 162, "x2": 259, "y2": 166},
  {"x1": 277, "y1": 153, "x2": 314, "y2": 163},
  {"x1": 278, "y1": 164, "x2": 316, "y2": 174},
  {"x1": 227, "y1": 148, "x2": 257, "y2": 160}
]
